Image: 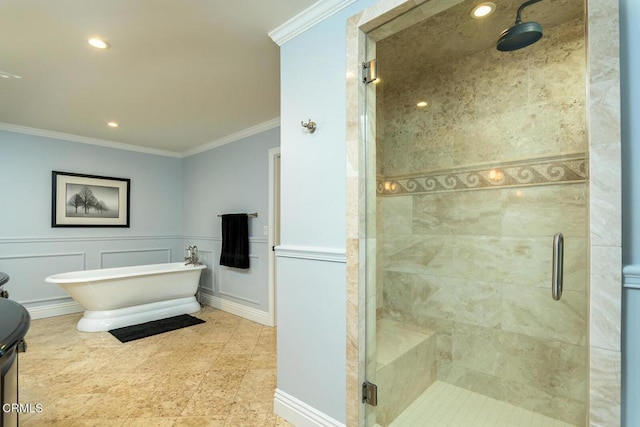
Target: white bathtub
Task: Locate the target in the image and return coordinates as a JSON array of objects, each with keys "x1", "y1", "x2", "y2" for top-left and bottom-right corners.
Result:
[{"x1": 45, "y1": 262, "x2": 207, "y2": 332}]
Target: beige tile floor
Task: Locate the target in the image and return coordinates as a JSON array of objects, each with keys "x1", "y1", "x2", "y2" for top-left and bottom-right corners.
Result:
[{"x1": 18, "y1": 306, "x2": 293, "y2": 426}]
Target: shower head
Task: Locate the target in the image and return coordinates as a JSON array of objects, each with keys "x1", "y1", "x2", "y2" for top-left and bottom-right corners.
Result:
[
  {"x1": 497, "y1": 0, "x2": 543, "y2": 52},
  {"x1": 497, "y1": 21, "x2": 543, "y2": 51}
]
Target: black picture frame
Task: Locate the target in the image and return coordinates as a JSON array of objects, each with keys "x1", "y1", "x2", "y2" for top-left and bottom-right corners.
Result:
[{"x1": 51, "y1": 171, "x2": 130, "y2": 227}]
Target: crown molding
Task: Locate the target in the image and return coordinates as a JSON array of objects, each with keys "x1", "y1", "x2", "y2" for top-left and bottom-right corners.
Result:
[
  {"x1": 0, "y1": 122, "x2": 181, "y2": 158},
  {"x1": 0, "y1": 118, "x2": 281, "y2": 158},
  {"x1": 182, "y1": 117, "x2": 281, "y2": 157},
  {"x1": 269, "y1": 0, "x2": 359, "y2": 46}
]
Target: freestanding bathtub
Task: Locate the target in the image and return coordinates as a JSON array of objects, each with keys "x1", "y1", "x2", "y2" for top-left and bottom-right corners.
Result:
[{"x1": 45, "y1": 262, "x2": 207, "y2": 332}]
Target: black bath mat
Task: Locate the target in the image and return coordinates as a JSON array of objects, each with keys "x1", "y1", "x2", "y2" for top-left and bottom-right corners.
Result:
[{"x1": 108, "y1": 314, "x2": 205, "y2": 343}]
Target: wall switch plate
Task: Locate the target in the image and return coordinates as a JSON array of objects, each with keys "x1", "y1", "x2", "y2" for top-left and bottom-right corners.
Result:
[{"x1": 263, "y1": 225, "x2": 268, "y2": 236}]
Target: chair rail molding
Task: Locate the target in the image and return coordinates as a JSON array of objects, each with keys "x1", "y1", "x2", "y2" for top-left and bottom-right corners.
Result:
[{"x1": 275, "y1": 245, "x2": 347, "y2": 263}]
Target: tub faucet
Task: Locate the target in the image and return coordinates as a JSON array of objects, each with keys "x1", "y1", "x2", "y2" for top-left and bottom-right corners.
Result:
[{"x1": 185, "y1": 245, "x2": 200, "y2": 266}]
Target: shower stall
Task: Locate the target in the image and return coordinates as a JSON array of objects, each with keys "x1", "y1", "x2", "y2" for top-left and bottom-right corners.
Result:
[{"x1": 362, "y1": 0, "x2": 588, "y2": 425}]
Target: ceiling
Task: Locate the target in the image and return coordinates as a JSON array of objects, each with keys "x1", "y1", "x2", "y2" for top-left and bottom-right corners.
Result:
[{"x1": 0, "y1": 0, "x2": 316, "y2": 155}]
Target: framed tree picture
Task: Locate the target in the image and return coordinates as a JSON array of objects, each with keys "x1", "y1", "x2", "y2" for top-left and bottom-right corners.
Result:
[{"x1": 52, "y1": 171, "x2": 130, "y2": 227}]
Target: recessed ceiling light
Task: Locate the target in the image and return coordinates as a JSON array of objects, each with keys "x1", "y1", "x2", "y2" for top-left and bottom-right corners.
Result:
[
  {"x1": 88, "y1": 38, "x2": 110, "y2": 49},
  {"x1": 471, "y1": 2, "x2": 496, "y2": 19},
  {"x1": 417, "y1": 101, "x2": 428, "y2": 108},
  {"x1": 107, "y1": 121, "x2": 119, "y2": 128}
]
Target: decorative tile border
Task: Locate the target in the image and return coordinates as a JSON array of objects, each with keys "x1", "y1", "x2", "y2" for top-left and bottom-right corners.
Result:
[{"x1": 377, "y1": 154, "x2": 587, "y2": 196}]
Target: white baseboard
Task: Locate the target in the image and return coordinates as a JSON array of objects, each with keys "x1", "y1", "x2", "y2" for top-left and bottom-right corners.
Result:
[
  {"x1": 274, "y1": 388, "x2": 346, "y2": 427},
  {"x1": 25, "y1": 300, "x2": 83, "y2": 320},
  {"x1": 22, "y1": 294, "x2": 271, "y2": 325},
  {"x1": 200, "y1": 292, "x2": 272, "y2": 326}
]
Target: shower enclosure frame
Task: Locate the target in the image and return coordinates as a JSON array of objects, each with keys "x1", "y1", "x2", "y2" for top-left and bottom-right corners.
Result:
[{"x1": 344, "y1": 0, "x2": 622, "y2": 425}]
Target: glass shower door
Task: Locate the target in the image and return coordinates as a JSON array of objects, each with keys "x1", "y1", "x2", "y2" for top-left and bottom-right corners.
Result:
[{"x1": 364, "y1": 0, "x2": 588, "y2": 425}]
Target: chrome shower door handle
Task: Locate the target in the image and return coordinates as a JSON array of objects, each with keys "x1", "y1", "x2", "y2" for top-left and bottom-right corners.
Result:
[{"x1": 552, "y1": 232, "x2": 564, "y2": 301}]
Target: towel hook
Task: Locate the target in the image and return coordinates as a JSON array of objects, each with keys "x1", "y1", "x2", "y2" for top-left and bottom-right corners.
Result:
[{"x1": 301, "y1": 119, "x2": 317, "y2": 134}]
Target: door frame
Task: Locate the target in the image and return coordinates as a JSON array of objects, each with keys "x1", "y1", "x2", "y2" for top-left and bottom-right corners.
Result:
[{"x1": 268, "y1": 146, "x2": 281, "y2": 327}]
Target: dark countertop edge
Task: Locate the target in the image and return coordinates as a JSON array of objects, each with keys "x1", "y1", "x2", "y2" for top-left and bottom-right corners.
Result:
[{"x1": 0, "y1": 299, "x2": 30, "y2": 357}]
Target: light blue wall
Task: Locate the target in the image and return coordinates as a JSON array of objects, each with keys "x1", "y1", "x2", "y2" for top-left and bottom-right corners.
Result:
[
  {"x1": 280, "y1": 5, "x2": 372, "y2": 248},
  {"x1": 182, "y1": 127, "x2": 279, "y2": 313},
  {"x1": 276, "y1": 0, "x2": 377, "y2": 423},
  {"x1": 182, "y1": 128, "x2": 278, "y2": 238},
  {"x1": 620, "y1": 0, "x2": 639, "y2": 425},
  {"x1": 0, "y1": 127, "x2": 278, "y2": 318},
  {"x1": 0, "y1": 131, "x2": 182, "y2": 237},
  {"x1": 0, "y1": 130, "x2": 183, "y2": 312}
]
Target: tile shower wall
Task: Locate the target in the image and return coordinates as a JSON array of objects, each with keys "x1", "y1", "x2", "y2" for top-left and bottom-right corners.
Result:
[
  {"x1": 376, "y1": 16, "x2": 587, "y2": 426},
  {"x1": 377, "y1": 15, "x2": 586, "y2": 176}
]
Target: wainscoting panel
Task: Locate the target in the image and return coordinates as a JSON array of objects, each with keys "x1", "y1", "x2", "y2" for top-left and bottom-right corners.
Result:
[
  {"x1": 624, "y1": 265, "x2": 640, "y2": 426},
  {"x1": 100, "y1": 248, "x2": 172, "y2": 268},
  {"x1": 182, "y1": 237, "x2": 270, "y2": 319},
  {"x1": 195, "y1": 248, "x2": 214, "y2": 293},
  {"x1": 0, "y1": 251, "x2": 86, "y2": 312},
  {"x1": 275, "y1": 254, "x2": 347, "y2": 423},
  {"x1": 218, "y1": 254, "x2": 262, "y2": 305},
  {"x1": 0, "y1": 235, "x2": 184, "y2": 318},
  {"x1": 0, "y1": 235, "x2": 272, "y2": 322}
]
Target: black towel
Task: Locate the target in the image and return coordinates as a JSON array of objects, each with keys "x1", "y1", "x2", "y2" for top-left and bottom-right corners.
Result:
[{"x1": 219, "y1": 213, "x2": 250, "y2": 269}]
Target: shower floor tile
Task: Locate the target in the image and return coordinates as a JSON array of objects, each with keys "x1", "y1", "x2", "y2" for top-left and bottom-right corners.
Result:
[{"x1": 387, "y1": 380, "x2": 575, "y2": 427}]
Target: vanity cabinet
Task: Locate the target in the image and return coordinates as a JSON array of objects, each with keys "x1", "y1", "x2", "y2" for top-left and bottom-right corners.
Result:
[{"x1": 0, "y1": 294, "x2": 30, "y2": 427}]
